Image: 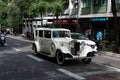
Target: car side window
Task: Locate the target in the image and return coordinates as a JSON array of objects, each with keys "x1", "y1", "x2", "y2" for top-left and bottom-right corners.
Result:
[
  {"x1": 39, "y1": 30, "x2": 43, "y2": 37},
  {"x1": 44, "y1": 31, "x2": 51, "y2": 38},
  {"x1": 35, "y1": 30, "x2": 38, "y2": 37},
  {"x1": 53, "y1": 31, "x2": 59, "y2": 38}
]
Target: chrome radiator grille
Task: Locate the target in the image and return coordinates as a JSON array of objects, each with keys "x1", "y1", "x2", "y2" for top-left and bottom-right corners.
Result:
[{"x1": 71, "y1": 42, "x2": 80, "y2": 56}]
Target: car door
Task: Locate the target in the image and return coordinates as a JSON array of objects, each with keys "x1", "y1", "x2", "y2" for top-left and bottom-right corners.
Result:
[
  {"x1": 42, "y1": 30, "x2": 52, "y2": 55},
  {"x1": 38, "y1": 30, "x2": 44, "y2": 52}
]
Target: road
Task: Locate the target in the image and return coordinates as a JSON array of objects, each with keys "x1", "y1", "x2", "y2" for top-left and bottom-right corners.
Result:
[{"x1": 0, "y1": 35, "x2": 120, "y2": 80}]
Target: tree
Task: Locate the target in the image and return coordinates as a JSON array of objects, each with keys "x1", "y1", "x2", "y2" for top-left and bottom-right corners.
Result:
[
  {"x1": 111, "y1": 0, "x2": 119, "y2": 53},
  {"x1": 6, "y1": 0, "x2": 35, "y2": 34},
  {"x1": 50, "y1": 0, "x2": 64, "y2": 27},
  {"x1": 29, "y1": 0, "x2": 50, "y2": 27},
  {"x1": 0, "y1": 0, "x2": 7, "y2": 28},
  {"x1": 6, "y1": 1, "x2": 20, "y2": 28},
  {"x1": 13, "y1": 0, "x2": 34, "y2": 18}
]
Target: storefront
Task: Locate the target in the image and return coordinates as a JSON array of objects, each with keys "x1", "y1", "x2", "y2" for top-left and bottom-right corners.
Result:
[
  {"x1": 54, "y1": 18, "x2": 78, "y2": 32},
  {"x1": 90, "y1": 17, "x2": 108, "y2": 40},
  {"x1": 54, "y1": 17, "x2": 120, "y2": 41}
]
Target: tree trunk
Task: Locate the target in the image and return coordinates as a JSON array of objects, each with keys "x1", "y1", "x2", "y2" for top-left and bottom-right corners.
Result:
[{"x1": 111, "y1": 0, "x2": 119, "y2": 53}]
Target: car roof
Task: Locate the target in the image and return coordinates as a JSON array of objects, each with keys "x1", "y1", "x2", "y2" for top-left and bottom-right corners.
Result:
[
  {"x1": 34, "y1": 28, "x2": 70, "y2": 31},
  {"x1": 71, "y1": 33, "x2": 82, "y2": 35}
]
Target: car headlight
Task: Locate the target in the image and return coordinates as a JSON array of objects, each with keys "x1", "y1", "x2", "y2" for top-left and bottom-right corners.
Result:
[
  {"x1": 81, "y1": 41, "x2": 86, "y2": 46},
  {"x1": 69, "y1": 42, "x2": 74, "y2": 48}
]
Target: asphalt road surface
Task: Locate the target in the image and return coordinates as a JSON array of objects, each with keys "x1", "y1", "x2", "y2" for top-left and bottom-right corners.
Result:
[{"x1": 0, "y1": 35, "x2": 120, "y2": 80}]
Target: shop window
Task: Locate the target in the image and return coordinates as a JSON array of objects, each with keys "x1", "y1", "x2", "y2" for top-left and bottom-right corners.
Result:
[
  {"x1": 93, "y1": 0, "x2": 107, "y2": 6},
  {"x1": 82, "y1": 0, "x2": 91, "y2": 8},
  {"x1": 116, "y1": 0, "x2": 120, "y2": 3},
  {"x1": 101, "y1": 0, "x2": 107, "y2": 5}
]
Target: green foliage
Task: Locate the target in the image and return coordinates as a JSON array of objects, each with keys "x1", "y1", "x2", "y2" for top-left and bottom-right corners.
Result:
[
  {"x1": 13, "y1": 0, "x2": 34, "y2": 18},
  {"x1": 106, "y1": 28, "x2": 115, "y2": 41},
  {"x1": 29, "y1": 2, "x2": 40, "y2": 17},
  {"x1": 0, "y1": 0, "x2": 6, "y2": 11},
  {"x1": 6, "y1": 2, "x2": 20, "y2": 28},
  {"x1": 52, "y1": 0, "x2": 64, "y2": 15},
  {"x1": 29, "y1": 0, "x2": 64, "y2": 17},
  {"x1": 47, "y1": 24, "x2": 54, "y2": 28},
  {"x1": 0, "y1": 0, "x2": 7, "y2": 26},
  {"x1": 0, "y1": 0, "x2": 64, "y2": 28},
  {"x1": 29, "y1": 0, "x2": 47, "y2": 17},
  {"x1": 99, "y1": 40, "x2": 115, "y2": 50}
]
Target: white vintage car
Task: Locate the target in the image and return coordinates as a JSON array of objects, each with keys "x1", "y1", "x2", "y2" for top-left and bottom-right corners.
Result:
[{"x1": 32, "y1": 28, "x2": 97, "y2": 65}]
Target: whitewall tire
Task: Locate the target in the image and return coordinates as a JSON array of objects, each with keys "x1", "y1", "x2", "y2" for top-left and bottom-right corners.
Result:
[{"x1": 56, "y1": 50, "x2": 65, "y2": 65}]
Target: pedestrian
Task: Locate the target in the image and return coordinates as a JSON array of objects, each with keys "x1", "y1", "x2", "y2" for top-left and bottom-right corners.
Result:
[
  {"x1": 96, "y1": 31, "x2": 102, "y2": 41},
  {"x1": 96, "y1": 30, "x2": 103, "y2": 48}
]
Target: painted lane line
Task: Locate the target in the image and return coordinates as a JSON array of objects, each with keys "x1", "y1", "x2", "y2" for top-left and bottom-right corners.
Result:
[
  {"x1": 57, "y1": 69, "x2": 85, "y2": 80},
  {"x1": 12, "y1": 48, "x2": 21, "y2": 52},
  {"x1": 27, "y1": 54, "x2": 44, "y2": 62}
]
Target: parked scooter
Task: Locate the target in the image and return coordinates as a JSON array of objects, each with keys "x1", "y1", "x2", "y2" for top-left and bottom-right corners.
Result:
[{"x1": 0, "y1": 33, "x2": 6, "y2": 46}]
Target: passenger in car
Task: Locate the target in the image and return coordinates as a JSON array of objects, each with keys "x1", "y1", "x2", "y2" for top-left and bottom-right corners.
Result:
[{"x1": 53, "y1": 31, "x2": 59, "y2": 38}]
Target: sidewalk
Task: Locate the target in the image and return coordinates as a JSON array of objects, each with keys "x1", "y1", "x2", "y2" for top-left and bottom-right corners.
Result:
[
  {"x1": 98, "y1": 51, "x2": 120, "y2": 58},
  {"x1": 7, "y1": 35, "x2": 33, "y2": 42}
]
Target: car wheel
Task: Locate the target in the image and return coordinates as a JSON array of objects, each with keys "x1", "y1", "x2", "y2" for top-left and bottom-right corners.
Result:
[
  {"x1": 82, "y1": 58, "x2": 92, "y2": 64},
  {"x1": 56, "y1": 51, "x2": 65, "y2": 65},
  {"x1": 33, "y1": 45, "x2": 38, "y2": 55}
]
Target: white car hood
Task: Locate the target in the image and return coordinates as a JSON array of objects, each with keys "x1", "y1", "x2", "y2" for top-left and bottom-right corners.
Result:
[{"x1": 77, "y1": 40, "x2": 96, "y2": 45}]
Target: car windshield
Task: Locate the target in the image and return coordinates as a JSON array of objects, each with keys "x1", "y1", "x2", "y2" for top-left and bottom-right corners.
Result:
[
  {"x1": 53, "y1": 31, "x2": 70, "y2": 38},
  {"x1": 71, "y1": 33, "x2": 87, "y2": 40}
]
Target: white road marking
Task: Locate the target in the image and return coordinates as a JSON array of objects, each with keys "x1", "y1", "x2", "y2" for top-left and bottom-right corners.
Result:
[
  {"x1": 27, "y1": 54, "x2": 44, "y2": 62},
  {"x1": 57, "y1": 69, "x2": 85, "y2": 80},
  {"x1": 12, "y1": 48, "x2": 21, "y2": 52}
]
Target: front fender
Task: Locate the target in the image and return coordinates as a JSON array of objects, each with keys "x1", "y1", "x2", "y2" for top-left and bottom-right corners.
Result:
[
  {"x1": 80, "y1": 46, "x2": 97, "y2": 57},
  {"x1": 58, "y1": 47, "x2": 71, "y2": 54}
]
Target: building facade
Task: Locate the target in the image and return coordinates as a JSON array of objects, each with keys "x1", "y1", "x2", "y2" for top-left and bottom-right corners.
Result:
[
  {"x1": 62, "y1": 0, "x2": 120, "y2": 40},
  {"x1": 24, "y1": 0, "x2": 120, "y2": 40}
]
